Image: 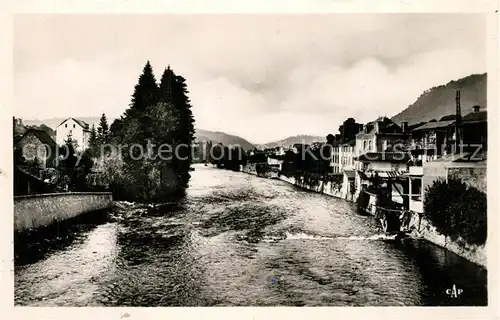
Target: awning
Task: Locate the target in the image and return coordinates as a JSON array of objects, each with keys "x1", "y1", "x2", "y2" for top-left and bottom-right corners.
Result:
[
  {"x1": 361, "y1": 170, "x2": 408, "y2": 180},
  {"x1": 343, "y1": 170, "x2": 355, "y2": 179},
  {"x1": 376, "y1": 171, "x2": 407, "y2": 179}
]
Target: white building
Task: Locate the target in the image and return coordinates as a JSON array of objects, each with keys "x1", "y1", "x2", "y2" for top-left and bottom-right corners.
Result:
[
  {"x1": 56, "y1": 117, "x2": 90, "y2": 151},
  {"x1": 330, "y1": 140, "x2": 356, "y2": 174}
]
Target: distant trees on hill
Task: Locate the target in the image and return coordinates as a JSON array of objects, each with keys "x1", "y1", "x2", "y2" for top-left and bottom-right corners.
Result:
[
  {"x1": 208, "y1": 143, "x2": 246, "y2": 171},
  {"x1": 13, "y1": 117, "x2": 56, "y2": 139}
]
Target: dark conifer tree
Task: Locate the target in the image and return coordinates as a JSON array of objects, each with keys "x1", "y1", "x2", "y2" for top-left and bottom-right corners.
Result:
[
  {"x1": 97, "y1": 113, "x2": 109, "y2": 144},
  {"x1": 158, "y1": 66, "x2": 195, "y2": 188},
  {"x1": 89, "y1": 124, "x2": 99, "y2": 157},
  {"x1": 129, "y1": 61, "x2": 159, "y2": 116},
  {"x1": 104, "y1": 61, "x2": 196, "y2": 202},
  {"x1": 126, "y1": 61, "x2": 159, "y2": 144}
]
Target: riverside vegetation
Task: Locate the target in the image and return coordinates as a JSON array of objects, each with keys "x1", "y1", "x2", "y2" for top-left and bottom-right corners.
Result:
[
  {"x1": 13, "y1": 61, "x2": 195, "y2": 202},
  {"x1": 102, "y1": 62, "x2": 195, "y2": 202},
  {"x1": 424, "y1": 178, "x2": 487, "y2": 247}
]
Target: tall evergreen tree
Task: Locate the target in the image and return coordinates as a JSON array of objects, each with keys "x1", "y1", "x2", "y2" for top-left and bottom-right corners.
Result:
[
  {"x1": 89, "y1": 124, "x2": 99, "y2": 156},
  {"x1": 104, "y1": 61, "x2": 196, "y2": 202},
  {"x1": 158, "y1": 66, "x2": 195, "y2": 188},
  {"x1": 126, "y1": 61, "x2": 159, "y2": 144},
  {"x1": 129, "y1": 61, "x2": 159, "y2": 113},
  {"x1": 158, "y1": 66, "x2": 174, "y2": 105},
  {"x1": 97, "y1": 113, "x2": 109, "y2": 144}
]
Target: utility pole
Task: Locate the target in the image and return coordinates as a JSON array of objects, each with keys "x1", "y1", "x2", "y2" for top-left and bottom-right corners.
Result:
[{"x1": 455, "y1": 90, "x2": 462, "y2": 152}]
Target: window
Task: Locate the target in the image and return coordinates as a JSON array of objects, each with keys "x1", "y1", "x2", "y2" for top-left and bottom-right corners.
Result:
[
  {"x1": 73, "y1": 124, "x2": 76, "y2": 128},
  {"x1": 65, "y1": 124, "x2": 67, "y2": 128},
  {"x1": 411, "y1": 178, "x2": 422, "y2": 201}
]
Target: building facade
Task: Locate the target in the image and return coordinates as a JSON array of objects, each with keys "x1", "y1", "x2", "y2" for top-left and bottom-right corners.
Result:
[
  {"x1": 15, "y1": 129, "x2": 58, "y2": 169},
  {"x1": 56, "y1": 118, "x2": 91, "y2": 151},
  {"x1": 352, "y1": 117, "x2": 410, "y2": 201},
  {"x1": 330, "y1": 140, "x2": 356, "y2": 174}
]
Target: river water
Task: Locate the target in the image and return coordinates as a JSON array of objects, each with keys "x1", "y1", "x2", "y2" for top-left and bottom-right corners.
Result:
[{"x1": 14, "y1": 164, "x2": 487, "y2": 306}]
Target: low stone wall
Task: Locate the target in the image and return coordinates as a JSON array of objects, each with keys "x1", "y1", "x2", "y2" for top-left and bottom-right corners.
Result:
[
  {"x1": 278, "y1": 175, "x2": 350, "y2": 201},
  {"x1": 408, "y1": 214, "x2": 486, "y2": 268},
  {"x1": 242, "y1": 163, "x2": 257, "y2": 175},
  {"x1": 14, "y1": 192, "x2": 113, "y2": 233},
  {"x1": 278, "y1": 175, "x2": 295, "y2": 185}
]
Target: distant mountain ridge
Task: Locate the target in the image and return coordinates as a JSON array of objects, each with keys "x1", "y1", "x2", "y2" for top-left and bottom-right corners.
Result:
[
  {"x1": 21, "y1": 73, "x2": 485, "y2": 150},
  {"x1": 391, "y1": 73, "x2": 487, "y2": 125},
  {"x1": 194, "y1": 129, "x2": 255, "y2": 151},
  {"x1": 20, "y1": 118, "x2": 256, "y2": 151},
  {"x1": 259, "y1": 134, "x2": 326, "y2": 149}
]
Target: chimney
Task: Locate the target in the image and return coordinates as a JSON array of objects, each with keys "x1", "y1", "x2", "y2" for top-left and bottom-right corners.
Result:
[
  {"x1": 401, "y1": 121, "x2": 408, "y2": 133},
  {"x1": 473, "y1": 105, "x2": 480, "y2": 113}
]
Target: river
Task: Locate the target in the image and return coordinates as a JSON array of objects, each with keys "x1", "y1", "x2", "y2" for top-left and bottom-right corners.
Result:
[{"x1": 14, "y1": 164, "x2": 487, "y2": 306}]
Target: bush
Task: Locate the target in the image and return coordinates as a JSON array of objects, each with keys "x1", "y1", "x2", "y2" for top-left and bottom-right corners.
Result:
[{"x1": 424, "y1": 178, "x2": 487, "y2": 245}]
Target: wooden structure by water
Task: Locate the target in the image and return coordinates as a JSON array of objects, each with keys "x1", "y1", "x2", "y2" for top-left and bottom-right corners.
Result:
[{"x1": 358, "y1": 169, "x2": 412, "y2": 233}]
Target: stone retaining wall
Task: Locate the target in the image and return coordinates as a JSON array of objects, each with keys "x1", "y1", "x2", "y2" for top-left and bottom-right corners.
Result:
[{"x1": 14, "y1": 192, "x2": 113, "y2": 232}]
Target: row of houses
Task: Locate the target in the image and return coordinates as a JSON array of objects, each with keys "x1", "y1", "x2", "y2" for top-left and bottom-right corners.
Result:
[
  {"x1": 15, "y1": 117, "x2": 91, "y2": 169},
  {"x1": 329, "y1": 104, "x2": 487, "y2": 215}
]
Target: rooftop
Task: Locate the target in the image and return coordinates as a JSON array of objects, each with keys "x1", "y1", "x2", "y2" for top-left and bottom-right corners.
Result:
[
  {"x1": 462, "y1": 110, "x2": 487, "y2": 123},
  {"x1": 18, "y1": 128, "x2": 57, "y2": 148},
  {"x1": 58, "y1": 117, "x2": 90, "y2": 130},
  {"x1": 412, "y1": 120, "x2": 456, "y2": 131}
]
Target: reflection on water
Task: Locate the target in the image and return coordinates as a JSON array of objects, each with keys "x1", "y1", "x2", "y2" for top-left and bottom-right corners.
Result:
[
  {"x1": 15, "y1": 222, "x2": 118, "y2": 306},
  {"x1": 15, "y1": 165, "x2": 487, "y2": 306}
]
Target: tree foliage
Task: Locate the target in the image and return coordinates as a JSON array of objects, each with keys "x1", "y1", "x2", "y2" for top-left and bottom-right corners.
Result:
[
  {"x1": 97, "y1": 113, "x2": 110, "y2": 144},
  {"x1": 107, "y1": 61, "x2": 196, "y2": 202},
  {"x1": 57, "y1": 136, "x2": 94, "y2": 191},
  {"x1": 158, "y1": 66, "x2": 195, "y2": 188},
  {"x1": 424, "y1": 177, "x2": 487, "y2": 245},
  {"x1": 89, "y1": 124, "x2": 99, "y2": 157}
]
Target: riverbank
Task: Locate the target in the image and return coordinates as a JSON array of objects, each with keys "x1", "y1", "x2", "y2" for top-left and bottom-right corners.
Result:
[
  {"x1": 241, "y1": 167, "x2": 486, "y2": 269},
  {"x1": 407, "y1": 215, "x2": 486, "y2": 268},
  {"x1": 14, "y1": 192, "x2": 113, "y2": 232},
  {"x1": 15, "y1": 164, "x2": 487, "y2": 306}
]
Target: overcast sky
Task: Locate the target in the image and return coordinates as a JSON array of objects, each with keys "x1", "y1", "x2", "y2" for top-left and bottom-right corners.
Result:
[{"x1": 14, "y1": 14, "x2": 486, "y2": 143}]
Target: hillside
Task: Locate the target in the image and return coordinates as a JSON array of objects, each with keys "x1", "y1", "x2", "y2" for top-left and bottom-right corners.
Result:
[
  {"x1": 194, "y1": 129, "x2": 255, "y2": 151},
  {"x1": 259, "y1": 134, "x2": 326, "y2": 149},
  {"x1": 391, "y1": 73, "x2": 487, "y2": 125}
]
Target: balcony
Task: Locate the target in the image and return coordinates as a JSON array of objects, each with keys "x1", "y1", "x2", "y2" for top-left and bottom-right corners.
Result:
[
  {"x1": 409, "y1": 166, "x2": 423, "y2": 176},
  {"x1": 409, "y1": 141, "x2": 437, "y2": 151},
  {"x1": 409, "y1": 198, "x2": 423, "y2": 214}
]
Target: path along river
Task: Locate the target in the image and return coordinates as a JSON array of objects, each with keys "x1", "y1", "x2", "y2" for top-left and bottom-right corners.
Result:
[{"x1": 14, "y1": 164, "x2": 487, "y2": 306}]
